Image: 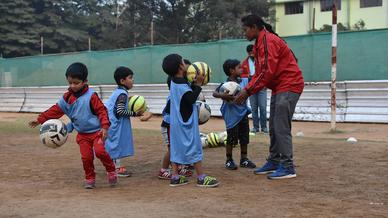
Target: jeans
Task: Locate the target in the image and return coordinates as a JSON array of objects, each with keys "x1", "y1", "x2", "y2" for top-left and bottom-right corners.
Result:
[
  {"x1": 268, "y1": 92, "x2": 300, "y2": 167},
  {"x1": 249, "y1": 89, "x2": 267, "y2": 131}
]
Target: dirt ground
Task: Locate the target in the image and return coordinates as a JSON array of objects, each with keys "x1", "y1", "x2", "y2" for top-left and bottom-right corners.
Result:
[{"x1": 0, "y1": 112, "x2": 387, "y2": 218}]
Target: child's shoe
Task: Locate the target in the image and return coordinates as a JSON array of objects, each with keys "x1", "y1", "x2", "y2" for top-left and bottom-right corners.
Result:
[
  {"x1": 197, "y1": 175, "x2": 219, "y2": 188},
  {"x1": 225, "y1": 159, "x2": 238, "y2": 170},
  {"x1": 185, "y1": 164, "x2": 195, "y2": 171},
  {"x1": 240, "y1": 158, "x2": 256, "y2": 168},
  {"x1": 107, "y1": 171, "x2": 118, "y2": 187},
  {"x1": 158, "y1": 169, "x2": 172, "y2": 180},
  {"x1": 178, "y1": 165, "x2": 193, "y2": 177},
  {"x1": 84, "y1": 179, "x2": 96, "y2": 189},
  {"x1": 267, "y1": 164, "x2": 297, "y2": 180},
  {"x1": 117, "y1": 167, "x2": 132, "y2": 177},
  {"x1": 170, "y1": 175, "x2": 189, "y2": 187}
]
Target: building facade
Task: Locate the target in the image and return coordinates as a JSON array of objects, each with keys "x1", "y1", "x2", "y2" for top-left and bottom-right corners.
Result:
[{"x1": 274, "y1": 0, "x2": 388, "y2": 36}]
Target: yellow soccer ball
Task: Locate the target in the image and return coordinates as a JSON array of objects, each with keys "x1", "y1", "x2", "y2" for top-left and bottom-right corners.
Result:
[
  {"x1": 128, "y1": 95, "x2": 147, "y2": 114},
  {"x1": 206, "y1": 132, "x2": 220, "y2": 148},
  {"x1": 186, "y1": 62, "x2": 211, "y2": 86}
]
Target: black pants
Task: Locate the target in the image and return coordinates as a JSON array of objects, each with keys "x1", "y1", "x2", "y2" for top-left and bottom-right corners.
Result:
[
  {"x1": 226, "y1": 115, "x2": 250, "y2": 146},
  {"x1": 268, "y1": 92, "x2": 300, "y2": 167}
]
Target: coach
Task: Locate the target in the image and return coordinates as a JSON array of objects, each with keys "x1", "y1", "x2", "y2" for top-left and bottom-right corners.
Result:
[{"x1": 235, "y1": 14, "x2": 304, "y2": 180}]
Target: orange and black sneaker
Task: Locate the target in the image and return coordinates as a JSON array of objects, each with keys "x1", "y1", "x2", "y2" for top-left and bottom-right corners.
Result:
[
  {"x1": 158, "y1": 169, "x2": 172, "y2": 180},
  {"x1": 178, "y1": 165, "x2": 193, "y2": 177},
  {"x1": 116, "y1": 167, "x2": 132, "y2": 177}
]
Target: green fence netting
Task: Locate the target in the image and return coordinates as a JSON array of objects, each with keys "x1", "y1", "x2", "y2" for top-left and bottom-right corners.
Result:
[{"x1": 1, "y1": 29, "x2": 387, "y2": 87}]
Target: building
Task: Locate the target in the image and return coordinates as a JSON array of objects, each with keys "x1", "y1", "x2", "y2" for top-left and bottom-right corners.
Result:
[{"x1": 274, "y1": 0, "x2": 388, "y2": 36}]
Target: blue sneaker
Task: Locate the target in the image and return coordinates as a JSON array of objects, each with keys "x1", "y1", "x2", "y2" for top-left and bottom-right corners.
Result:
[
  {"x1": 267, "y1": 164, "x2": 296, "y2": 180},
  {"x1": 253, "y1": 160, "x2": 278, "y2": 175},
  {"x1": 225, "y1": 159, "x2": 238, "y2": 170}
]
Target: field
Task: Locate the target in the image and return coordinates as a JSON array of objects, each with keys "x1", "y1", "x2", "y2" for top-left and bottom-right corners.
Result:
[{"x1": 0, "y1": 112, "x2": 387, "y2": 218}]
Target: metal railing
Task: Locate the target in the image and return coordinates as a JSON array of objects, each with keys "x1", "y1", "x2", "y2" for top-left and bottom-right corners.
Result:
[{"x1": 1, "y1": 80, "x2": 387, "y2": 123}]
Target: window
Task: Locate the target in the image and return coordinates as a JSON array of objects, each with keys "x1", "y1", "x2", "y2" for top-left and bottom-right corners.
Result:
[
  {"x1": 321, "y1": 0, "x2": 341, "y2": 11},
  {"x1": 285, "y1": 1, "x2": 304, "y2": 15},
  {"x1": 360, "y1": 0, "x2": 382, "y2": 8}
]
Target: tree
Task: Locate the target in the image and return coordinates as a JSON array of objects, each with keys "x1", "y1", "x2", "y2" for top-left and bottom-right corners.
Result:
[
  {"x1": 0, "y1": 0, "x2": 41, "y2": 57},
  {"x1": 0, "y1": 0, "x2": 270, "y2": 57}
]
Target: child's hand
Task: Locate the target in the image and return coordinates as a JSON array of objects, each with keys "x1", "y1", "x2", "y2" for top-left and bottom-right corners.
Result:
[
  {"x1": 136, "y1": 110, "x2": 144, "y2": 116},
  {"x1": 193, "y1": 73, "x2": 204, "y2": 86},
  {"x1": 101, "y1": 128, "x2": 108, "y2": 141},
  {"x1": 29, "y1": 120, "x2": 39, "y2": 128},
  {"x1": 222, "y1": 93, "x2": 235, "y2": 102},
  {"x1": 234, "y1": 89, "x2": 249, "y2": 104}
]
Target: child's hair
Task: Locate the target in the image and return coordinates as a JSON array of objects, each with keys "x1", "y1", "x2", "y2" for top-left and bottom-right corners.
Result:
[
  {"x1": 114, "y1": 66, "x2": 134, "y2": 85},
  {"x1": 65, "y1": 62, "x2": 88, "y2": 81},
  {"x1": 162, "y1": 54, "x2": 183, "y2": 76},
  {"x1": 165, "y1": 59, "x2": 189, "y2": 90},
  {"x1": 241, "y1": 14, "x2": 278, "y2": 37},
  {"x1": 184, "y1": 59, "x2": 191, "y2": 65},
  {"x1": 246, "y1": 44, "x2": 254, "y2": 53},
  {"x1": 223, "y1": 59, "x2": 240, "y2": 76}
]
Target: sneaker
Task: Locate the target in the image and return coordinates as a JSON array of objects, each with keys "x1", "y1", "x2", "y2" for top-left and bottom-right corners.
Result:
[
  {"x1": 117, "y1": 167, "x2": 132, "y2": 177},
  {"x1": 158, "y1": 169, "x2": 172, "y2": 180},
  {"x1": 84, "y1": 179, "x2": 96, "y2": 189},
  {"x1": 178, "y1": 165, "x2": 193, "y2": 177},
  {"x1": 170, "y1": 175, "x2": 189, "y2": 187},
  {"x1": 185, "y1": 164, "x2": 195, "y2": 171},
  {"x1": 107, "y1": 171, "x2": 118, "y2": 187},
  {"x1": 250, "y1": 128, "x2": 258, "y2": 134},
  {"x1": 197, "y1": 175, "x2": 219, "y2": 188},
  {"x1": 253, "y1": 160, "x2": 278, "y2": 175},
  {"x1": 261, "y1": 128, "x2": 269, "y2": 134},
  {"x1": 240, "y1": 158, "x2": 256, "y2": 168},
  {"x1": 225, "y1": 159, "x2": 238, "y2": 170},
  {"x1": 267, "y1": 164, "x2": 297, "y2": 180}
]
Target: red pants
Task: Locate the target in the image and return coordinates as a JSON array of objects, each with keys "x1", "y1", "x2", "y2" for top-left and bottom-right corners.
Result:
[{"x1": 76, "y1": 131, "x2": 115, "y2": 180}]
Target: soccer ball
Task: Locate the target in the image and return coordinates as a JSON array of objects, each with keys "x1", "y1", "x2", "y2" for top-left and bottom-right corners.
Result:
[
  {"x1": 128, "y1": 95, "x2": 147, "y2": 114},
  {"x1": 187, "y1": 62, "x2": 211, "y2": 86},
  {"x1": 196, "y1": 100, "x2": 211, "y2": 125},
  {"x1": 200, "y1": 135, "x2": 208, "y2": 148},
  {"x1": 39, "y1": 119, "x2": 68, "y2": 148},
  {"x1": 197, "y1": 92, "x2": 206, "y2": 102},
  {"x1": 218, "y1": 131, "x2": 227, "y2": 145},
  {"x1": 219, "y1": 81, "x2": 241, "y2": 103},
  {"x1": 206, "y1": 132, "x2": 220, "y2": 148}
]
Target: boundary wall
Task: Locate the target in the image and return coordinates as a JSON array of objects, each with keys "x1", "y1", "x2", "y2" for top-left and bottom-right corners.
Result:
[{"x1": 1, "y1": 80, "x2": 387, "y2": 123}]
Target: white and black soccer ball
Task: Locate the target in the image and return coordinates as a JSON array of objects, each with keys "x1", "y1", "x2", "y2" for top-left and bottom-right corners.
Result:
[
  {"x1": 197, "y1": 92, "x2": 206, "y2": 102},
  {"x1": 196, "y1": 100, "x2": 211, "y2": 125},
  {"x1": 200, "y1": 135, "x2": 208, "y2": 148},
  {"x1": 39, "y1": 119, "x2": 68, "y2": 148},
  {"x1": 218, "y1": 131, "x2": 228, "y2": 144},
  {"x1": 219, "y1": 81, "x2": 241, "y2": 103}
]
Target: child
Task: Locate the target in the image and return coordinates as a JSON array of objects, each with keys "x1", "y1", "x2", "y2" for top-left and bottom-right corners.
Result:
[
  {"x1": 162, "y1": 54, "x2": 219, "y2": 187},
  {"x1": 158, "y1": 73, "x2": 193, "y2": 180},
  {"x1": 105, "y1": 66, "x2": 142, "y2": 177},
  {"x1": 28, "y1": 62, "x2": 117, "y2": 189},
  {"x1": 213, "y1": 59, "x2": 256, "y2": 170}
]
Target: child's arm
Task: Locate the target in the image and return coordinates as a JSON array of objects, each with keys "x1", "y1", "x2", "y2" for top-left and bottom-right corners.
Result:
[
  {"x1": 115, "y1": 94, "x2": 142, "y2": 117},
  {"x1": 213, "y1": 91, "x2": 235, "y2": 102},
  {"x1": 28, "y1": 104, "x2": 65, "y2": 128},
  {"x1": 182, "y1": 84, "x2": 202, "y2": 105},
  {"x1": 90, "y1": 93, "x2": 110, "y2": 140},
  {"x1": 212, "y1": 84, "x2": 235, "y2": 102}
]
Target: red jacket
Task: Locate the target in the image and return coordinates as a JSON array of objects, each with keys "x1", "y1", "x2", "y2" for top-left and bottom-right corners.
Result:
[
  {"x1": 241, "y1": 57, "x2": 250, "y2": 78},
  {"x1": 244, "y1": 30, "x2": 304, "y2": 96},
  {"x1": 37, "y1": 85, "x2": 110, "y2": 130}
]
